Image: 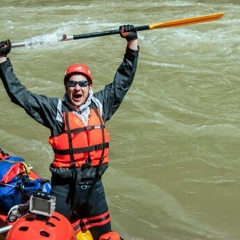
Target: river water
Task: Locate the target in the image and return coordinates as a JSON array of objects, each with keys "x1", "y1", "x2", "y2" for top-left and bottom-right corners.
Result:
[{"x1": 0, "y1": 1, "x2": 239, "y2": 239}]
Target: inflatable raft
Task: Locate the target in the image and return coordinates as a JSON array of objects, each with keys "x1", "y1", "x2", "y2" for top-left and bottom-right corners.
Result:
[{"x1": 0, "y1": 148, "x2": 93, "y2": 240}]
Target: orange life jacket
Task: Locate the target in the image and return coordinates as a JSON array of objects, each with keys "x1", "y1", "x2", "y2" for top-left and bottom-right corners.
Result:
[{"x1": 48, "y1": 105, "x2": 110, "y2": 168}]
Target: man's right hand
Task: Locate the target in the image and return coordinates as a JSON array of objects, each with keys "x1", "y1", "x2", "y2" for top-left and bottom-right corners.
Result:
[{"x1": 0, "y1": 39, "x2": 11, "y2": 57}]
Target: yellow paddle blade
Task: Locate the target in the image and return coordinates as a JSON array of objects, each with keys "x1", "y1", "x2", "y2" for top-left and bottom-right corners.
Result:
[{"x1": 149, "y1": 12, "x2": 224, "y2": 29}]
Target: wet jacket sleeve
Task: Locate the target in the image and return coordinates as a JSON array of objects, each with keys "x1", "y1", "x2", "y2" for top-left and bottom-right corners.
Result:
[
  {"x1": 0, "y1": 59, "x2": 59, "y2": 130},
  {"x1": 94, "y1": 47, "x2": 139, "y2": 122}
]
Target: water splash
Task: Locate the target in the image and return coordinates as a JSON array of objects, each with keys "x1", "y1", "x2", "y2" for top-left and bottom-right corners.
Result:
[{"x1": 12, "y1": 33, "x2": 65, "y2": 48}]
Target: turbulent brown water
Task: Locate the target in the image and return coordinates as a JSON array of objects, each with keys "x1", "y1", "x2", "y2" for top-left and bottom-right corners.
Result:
[{"x1": 0, "y1": 1, "x2": 239, "y2": 239}]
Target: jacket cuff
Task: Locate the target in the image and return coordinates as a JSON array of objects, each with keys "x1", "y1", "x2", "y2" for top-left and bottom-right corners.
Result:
[{"x1": 125, "y1": 46, "x2": 139, "y2": 62}]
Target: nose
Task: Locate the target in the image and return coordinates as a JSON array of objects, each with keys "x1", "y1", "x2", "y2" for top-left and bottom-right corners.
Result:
[{"x1": 74, "y1": 83, "x2": 82, "y2": 90}]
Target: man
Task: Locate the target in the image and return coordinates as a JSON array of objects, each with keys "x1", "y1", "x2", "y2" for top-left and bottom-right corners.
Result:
[{"x1": 0, "y1": 25, "x2": 139, "y2": 240}]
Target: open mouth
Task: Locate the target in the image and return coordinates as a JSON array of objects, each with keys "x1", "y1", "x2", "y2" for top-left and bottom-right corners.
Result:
[{"x1": 72, "y1": 93, "x2": 82, "y2": 102}]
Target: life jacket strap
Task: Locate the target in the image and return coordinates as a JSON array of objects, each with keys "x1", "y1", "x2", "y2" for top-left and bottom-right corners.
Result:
[
  {"x1": 63, "y1": 125, "x2": 105, "y2": 135},
  {"x1": 53, "y1": 142, "x2": 109, "y2": 155}
]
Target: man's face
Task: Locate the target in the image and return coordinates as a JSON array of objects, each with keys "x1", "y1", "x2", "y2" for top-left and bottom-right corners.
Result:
[{"x1": 65, "y1": 74, "x2": 92, "y2": 109}]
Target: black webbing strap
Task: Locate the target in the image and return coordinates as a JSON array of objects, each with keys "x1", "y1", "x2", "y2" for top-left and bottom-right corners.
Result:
[
  {"x1": 65, "y1": 112, "x2": 76, "y2": 168},
  {"x1": 62, "y1": 125, "x2": 105, "y2": 135},
  {"x1": 91, "y1": 103, "x2": 106, "y2": 176},
  {"x1": 53, "y1": 143, "x2": 109, "y2": 155}
]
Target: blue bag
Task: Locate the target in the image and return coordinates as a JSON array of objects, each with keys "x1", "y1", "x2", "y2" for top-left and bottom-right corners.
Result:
[{"x1": 0, "y1": 149, "x2": 51, "y2": 212}]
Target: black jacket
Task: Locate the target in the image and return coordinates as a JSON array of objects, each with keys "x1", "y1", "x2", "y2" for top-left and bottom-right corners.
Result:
[{"x1": 0, "y1": 47, "x2": 139, "y2": 178}]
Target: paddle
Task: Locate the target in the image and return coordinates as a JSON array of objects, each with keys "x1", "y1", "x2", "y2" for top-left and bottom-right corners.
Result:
[{"x1": 12, "y1": 12, "x2": 224, "y2": 48}]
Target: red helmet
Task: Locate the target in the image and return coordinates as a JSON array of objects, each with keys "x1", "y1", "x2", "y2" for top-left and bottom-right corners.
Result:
[
  {"x1": 64, "y1": 63, "x2": 93, "y2": 84},
  {"x1": 6, "y1": 212, "x2": 76, "y2": 240}
]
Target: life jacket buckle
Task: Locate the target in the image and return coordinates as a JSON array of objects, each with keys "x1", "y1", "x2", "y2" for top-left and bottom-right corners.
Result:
[{"x1": 70, "y1": 162, "x2": 76, "y2": 168}]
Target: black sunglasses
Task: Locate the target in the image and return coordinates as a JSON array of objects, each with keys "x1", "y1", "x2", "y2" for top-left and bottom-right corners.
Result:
[{"x1": 66, "y1": 80, "x2": 90, "y2": 88}]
